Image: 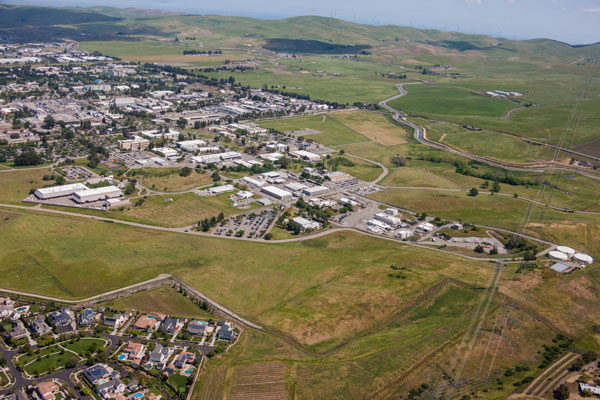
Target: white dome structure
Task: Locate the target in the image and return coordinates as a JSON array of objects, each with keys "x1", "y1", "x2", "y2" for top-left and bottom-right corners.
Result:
[
  {"x1": 574, "y1": 253, "x2": 594, "y2": 264},
  {"x1": 556, "y1": 246, "x2": 576, "y2": 257},
  {"x1": 548, "y1": 251, "x2": 569, "y2": 261}
]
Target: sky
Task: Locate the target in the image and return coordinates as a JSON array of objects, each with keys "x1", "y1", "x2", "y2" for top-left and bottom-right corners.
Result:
[{"x1": 2, "y1": 0, "x2": 600, "y2": 44}]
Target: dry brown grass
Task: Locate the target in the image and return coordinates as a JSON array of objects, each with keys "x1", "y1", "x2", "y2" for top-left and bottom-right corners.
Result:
[{"x1": 230, "y1": 362, "x2": 288, "y2": 400}]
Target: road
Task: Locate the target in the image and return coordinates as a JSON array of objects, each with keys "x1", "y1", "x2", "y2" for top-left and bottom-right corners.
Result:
[{"x1": 379, "y1": 84, "x2": 600, "y2": 180}]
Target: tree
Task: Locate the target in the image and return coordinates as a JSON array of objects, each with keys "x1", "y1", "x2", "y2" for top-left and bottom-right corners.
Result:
[
  {"x1": 489, "y1": 247, "x2": 498, "y2": 255},
  {"x1": 14, "y1": 149, "x2": 42, "y2": 166},
  {"x1": 468, "y1": 187, "x2": 479, "y2": 197},
  {"x1": 43, "y1": 115, "x2": 55, "y2": 129},
  {"x1": 492, "y1": 180, "x2": 501, "y2": 193},
  {"x1": 179, "y1": 167, "x2": 192, "y2": 177},
  {"x1": 391, "y1": 156, "x2": 406, "y2": 167},
  {"x1": 211, "y1": 172, "x2": 221, "y2": 182},
  {"x1": 553, "y1": 384, "x2": 569, "y2": 400},
  {"x1": 176, "y1": 117, "x2": 187, "y2": 129},
  {"x1": 474, "y1": 245, "x2": 484, "y2": 253}
]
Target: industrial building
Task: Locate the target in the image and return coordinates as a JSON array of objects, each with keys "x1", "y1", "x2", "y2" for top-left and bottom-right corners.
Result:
[
  {"x1": 285, "y1": 182, "x2": 308, "y2": 192},
  {"x1": 291, "y1": 150, "x2": 321, "y2": 162},
  {"x1": 326, "y1": 171, "x2": 353, "y2": 182},
  {"x1": 34, "y1": 183, "x2": 88, "y2": 200},
  {"x1": 152, "y1": 147, "x2": 178, "y2": 158},
  {"x1": 261, "y1": 185, "x2": 292, "y2": 200},
  {"x1": 118, "y1": 136, "x2": 149, "y2": 151},
  {"x1": 71, "y1": 186, "x2": 124, "y2": 203},
  {"x1": 303, "y1": 186, "x2": 329, "y2": 196},
  {"x1": 292, "y1": 217, "x2": 320, "y2": 230},
  {"x1": 177, "y1": 139, "x2": 208, "y2": 152},
  {"x1": 208, "y1": 185, "x2": 235, "y2": 195},
  {"x1": 241, "y1": 177, "x2": 265, "y2": 187},
  {"x1": 374, "y1": 212, "x2": 402, "y2": 227}
]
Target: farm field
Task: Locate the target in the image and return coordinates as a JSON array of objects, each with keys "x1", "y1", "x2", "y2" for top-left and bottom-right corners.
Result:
[
  {"x1": 329, "y1": 110, "x2": 409, "y2": 146},
  {"x1": 103, "y1": 286, "x2": 213, "y2": 319}
]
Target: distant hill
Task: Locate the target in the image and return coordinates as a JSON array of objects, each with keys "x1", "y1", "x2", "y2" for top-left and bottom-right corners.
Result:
[
  {"x1": 0, "y1": 4, "x2": 597, "y2": 60},
  {"x1": 0, "y1": 4, "x2": 120, "y2": 28}
]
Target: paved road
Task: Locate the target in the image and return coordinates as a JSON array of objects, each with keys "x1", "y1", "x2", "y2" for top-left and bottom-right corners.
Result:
[
  {"x1": 379, "y1": 84, "x2": 600, "y2": 180},
  {"x1": 0, "y1": 272, "x2": 172, "y2": 304}
]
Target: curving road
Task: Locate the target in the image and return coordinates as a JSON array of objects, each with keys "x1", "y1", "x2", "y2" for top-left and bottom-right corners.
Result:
[{"x1": 379, "y1": 84, "x2": 600, "y2": 180}]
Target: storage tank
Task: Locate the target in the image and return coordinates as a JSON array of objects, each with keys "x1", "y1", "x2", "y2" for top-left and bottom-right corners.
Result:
[
  {"x1": 573, "y1": 253, "x2": 594, "y2": 264},
  {"x1": 556, "y1": 246, "x2": 575, "y2": 258},
  {"x1": 548, "y1": 251, "x2": 569, "y2": 261}
]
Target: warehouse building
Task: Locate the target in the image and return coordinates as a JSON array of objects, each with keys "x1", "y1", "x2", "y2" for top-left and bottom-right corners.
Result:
[
  {"x1": 374, "y1": 213, "x2": 402, "y2": 227},
  {"x1": 34, "y1": 183, "x2": 88, "y2": 200},
  {"x1": 291, "y1": 150, "x2": 321, "y2": 162},
  {"x1": 177, "y1": 139, "x2": 208, "y2": 152},
  {"x1": 292, "y1": 217, "x2": 320, "y2": 230},
  {"x1": 72, "y1": 186, "x2": 124, "y2": 203},
  {"x1": 284, "y1": 182, "x2": 308, "y2": 192},
  {"x1": 261, "y1": 185, "x2": 292, "y2": 200},
  {"x1": 208, "y1": 185, "x2": 235, "y2": 195},
  {"x1": 326, "y1": 171, "x2": 353, "y2": 182},
  {"x1": 152, "y1": 147, "x2": 178, "y2": 158},
  {"x1": 241, "y1": 177, "x2": 265, "y2": 187},
  {"x1": 303, "y1": 186, "x2": 329, "y2": 196}
]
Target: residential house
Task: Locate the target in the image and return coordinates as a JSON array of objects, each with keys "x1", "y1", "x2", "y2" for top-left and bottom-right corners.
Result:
[
  {"x1": 124, "y1": 342, "x2": 145, "y2": 360},
  {"x1": 83, "y1": 364, "x2": 120, "y2": 386},
  {"x1": 29, "y1": 316, "x2": 52, "y2": 336},
  {"x1": 9, "y1": 322, "x2": 27, "y2": 341},
  {"x1": 103, "y1": 313, "x2": 126, "y2": 329},
  {"x1": 97, "y1": 378, "x2": 125, "y2": 399},
  {"x1": 174, "y1": 351, "x2": 196, "y2": 368},
  {"x1": 80, "y1": 308, "x2": 95, "y2": 326},
  {"x1": 186, "y1": 320, "x2": 207, "y2": 336},
  {"x1": 148, "y1": 344, "x2": 174, "y2": 364},
  {"x1": 133, "y1": 315, "x2": 161, "y2": 333},
  {"x1": 162, "y1": 317, "x2": 186, "y2": 334},
  {"x1": 48, "y1": 308, "x2": 76, "y2": 333},
  {"x1": 217, "y1": 321, "x2": 235, "y2": 341},
  {"x1": 35, "y1": 381, "x2": 60, "y2": 400}
]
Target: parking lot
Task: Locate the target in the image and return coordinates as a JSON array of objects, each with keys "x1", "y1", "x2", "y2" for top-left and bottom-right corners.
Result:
[
  {"x1": 214, "y1": 209, "x2": 275, "y2": 239},
  {"x1": 63, "y1": 166, "x2": 95, "y2": 180}
]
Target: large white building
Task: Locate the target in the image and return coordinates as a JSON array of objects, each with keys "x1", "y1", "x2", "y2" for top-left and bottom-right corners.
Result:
[
  {"x1": 118, "y1": 136, "x2": 149, "y2": 151},
  {"x1": 191, "y1": 152, "x2": 242, "y2": 164},
  {"x1": 152, "y1": 147, "x2": 178, "y2": 158},
  {"x1": 34, "y1": 183, "x2": 88, "y2": 200},
  {"x1": 303, "y1": 186, "x2": 329, "y2": 196},
  {"x1": 177, "y1": 139, "x2": 208, "y2": 152},
  {"x1": 292, "y1": 217, "x2": 320, "y2": 231},
  {"x1": 261, "y1": 186, "x2": 292, "y2": 200},
  {"x1": 208, "y1": 185, "x2": 235, "y2": 195},
  {"x1": 374, "y1": 213, "x2": 402, "y2": 227},
  {"x1": 291, "y1": 150, "x2": 321, "y2": 162},
  {"x1": 71, "y1": 186, "x2": 124, "y2": 203},
  {"x1": 241, "y1": 177, "x2": 265, "y2": 187}
]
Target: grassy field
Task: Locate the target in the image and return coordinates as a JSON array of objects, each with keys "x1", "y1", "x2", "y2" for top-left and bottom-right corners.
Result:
[
  {"x1": 260, "y1": 114, "x2": 370, "y2": 147},
  {"x1": 369, "y1": 187, "x2": 600, "y2": 257},
  {"x1": 389, "y1": 83, "x2": 515, "y2": 118},
  {"x1": 112, "y1": 192, "x2": 242, "y2": 227},
  {"x1": 329, "y1": 110, "x2": 409, "y2": 146},
  {"x1": 103, "y1": 286, "x2": 212, "y2": 319},
  {"x1": 136, "y1": 168, "x2": 214, "y2": 192},
  {"x1": 0, "y1": 168, "x2": 53, "y2": 204},
  {"x1": 423, "y1": 119, "x2": 556, "y2": 163},
  {"x1": 325, "y1": 155, "x2": 383, "y2": 182}
]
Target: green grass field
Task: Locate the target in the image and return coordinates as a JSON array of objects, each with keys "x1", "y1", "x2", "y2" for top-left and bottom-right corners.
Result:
[
  {"x1": 260, "y1": 114, "x2": 370, "y2": 146},
  {"x1": 0, "y1": 168, "x2": 53, "y2": 204},
  {"x1": 104, "y1": 286, "x2": 212, "y2": 319},
  {"x1": 326, "y1": 155, "x2": 382, "y2": 182},
  {"x1": 136, "y1": 168, "x2": 214, "y2": 192},
  {"x1": 329, "y1": 110, "x2": 409, "y2": 146}
]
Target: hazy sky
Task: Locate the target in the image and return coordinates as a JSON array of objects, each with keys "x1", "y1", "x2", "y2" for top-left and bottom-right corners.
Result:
[{"x1": 3, "y1": 0, "x2": 600, "y2": 44}]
